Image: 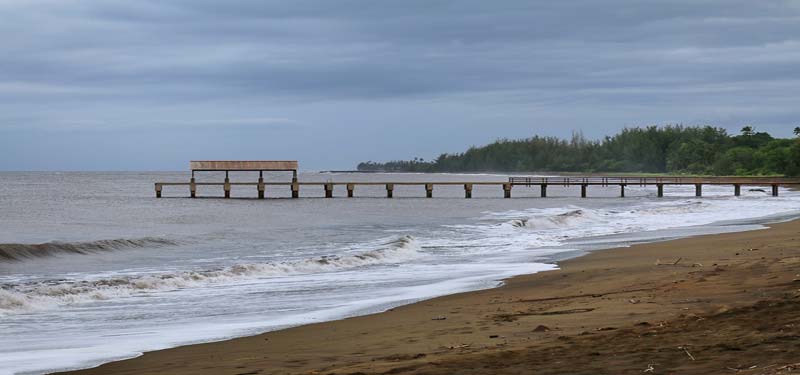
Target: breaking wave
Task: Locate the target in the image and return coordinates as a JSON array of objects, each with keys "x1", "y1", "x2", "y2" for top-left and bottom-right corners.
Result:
[
  {"x1": 507, "y1": 209, "x2": 597, "y2": 230},
  {"x1": 0, "y1": 237, "x2": 179, "y2": 262},
  {"x1": 502, "y1": 201, "x2": 713, "y2": 231},
  {"x1": 0, "y1": 236, "x2": 422, "y2": 315}
]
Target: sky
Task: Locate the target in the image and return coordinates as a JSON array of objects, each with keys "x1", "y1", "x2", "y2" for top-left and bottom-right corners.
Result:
[{"x1": 1, "y1": 0, "x2": 799, "y2": 171}]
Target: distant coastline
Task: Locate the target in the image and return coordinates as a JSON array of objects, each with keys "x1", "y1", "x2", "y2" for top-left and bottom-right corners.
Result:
[
  {"x1": 358, "y1": 125, "x2": 800, "y2": 176},
  {"x1": 320, "y1": 170, "x2": 383, "y2": 173}
]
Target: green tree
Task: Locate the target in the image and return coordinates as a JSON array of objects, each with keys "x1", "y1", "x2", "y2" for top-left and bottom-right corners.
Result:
[
  {"x1": 358, "y1": 126, "x2": 796, "y2": 176},
  {"x1": 789, "y1": 132, "x2": 800, "y2": 176}
]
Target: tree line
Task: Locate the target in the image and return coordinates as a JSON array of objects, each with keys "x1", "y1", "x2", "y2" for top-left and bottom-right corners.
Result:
[{"x1": 357, "y1": 126, "x2": 800, "y2": 176}]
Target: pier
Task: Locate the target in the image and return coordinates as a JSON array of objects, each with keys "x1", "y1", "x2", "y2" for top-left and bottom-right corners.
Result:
[
  {"x1": 155, "y1": 162, "x2": 800, "y2": 199},
  {"x1": 507, "y1": 176, "x2": 797, "y2": 198}
]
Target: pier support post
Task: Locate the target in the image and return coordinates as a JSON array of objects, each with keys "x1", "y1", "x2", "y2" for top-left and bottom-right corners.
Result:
[
  {"x1": 347, "y1": 183, "x2": 354, "y2": 198},
  {"x1": 190, "y1": 178, "x2": 196, "y2": 198},
  {"x1": 386, "y1": 183, "x2": 394, "y2": 198},
  {"x1": 772, "y1": 184, "x2": 779, "y2": 197},
  {"x1": 291, "y1": 170, "x2": 299, "y2": 198},
  {"x1": 425, "y1": 184, "x2": 433, "y2": 198},
  {"x1": 734, "y1": 184, "x2": 741, "y2": 197},
  {"x1": 541, "y1": 184, "x2": 547, "y2": 198},
  {"x1": 325, "y1": 183, "x2": 333, "y2": 198},
  {"x1": 257, "y1": 177, "x2": 265, "y2": 199},
  {"x1": 620, "y1": 184, "x2": 625, "y2": 198},
  {"x1": 503, "y1": 183, "x2": 512, "y2": 199},
  {"x1": 464, "y1": 183, "x2": 472, "y2": 199},
  {"x1": 581, "y1": 184, "x2": 588, "y2": 198},
  {"x1": 657, "y1": 183, "x2": 664, "y2": 198},
  {"x1": 224, "y1": 173, "x2": 231, "y2": 198},
  {"x1": 257, "y1": 172, "x2": 265, "y2": 199},
  {"x1": 155, "y1": 183, "x2": 162, "y2": 198},
  {"x1": 695, "y1": 184, "x2": 702, "y2": 197}
]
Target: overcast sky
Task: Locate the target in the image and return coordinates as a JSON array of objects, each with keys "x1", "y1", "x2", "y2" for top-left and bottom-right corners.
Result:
[{"x1": 1, "y1": 0, "x2": 799, "y2": 170}]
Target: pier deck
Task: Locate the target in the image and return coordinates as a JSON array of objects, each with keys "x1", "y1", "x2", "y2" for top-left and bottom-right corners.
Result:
[{"x1": 155, "y1": 175, "x2": 800, "y2": 199}]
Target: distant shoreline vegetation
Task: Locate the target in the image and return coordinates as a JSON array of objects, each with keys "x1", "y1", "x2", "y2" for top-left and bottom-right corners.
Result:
[{"x1": 357, "y1": 126, "x2": 800, "y2": 176}]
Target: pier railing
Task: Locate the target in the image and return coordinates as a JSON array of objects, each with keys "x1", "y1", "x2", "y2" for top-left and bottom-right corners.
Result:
[{"x1": 507, "y1": 176, "x2": 800, "y2": 186}]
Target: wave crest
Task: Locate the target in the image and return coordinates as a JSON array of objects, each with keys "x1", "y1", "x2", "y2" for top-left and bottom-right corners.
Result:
[
  {"x1": 0, "y1": 237, "x2": 179, "y2": 262},
  {"x1": 507, "y1": 209, "x2": 596, "y2": 229}
]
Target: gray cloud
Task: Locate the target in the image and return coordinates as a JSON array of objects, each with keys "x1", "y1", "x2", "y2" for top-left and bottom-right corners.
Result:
[{"x1": 0, "y1": 0, "x2": 799, "y2": 170}]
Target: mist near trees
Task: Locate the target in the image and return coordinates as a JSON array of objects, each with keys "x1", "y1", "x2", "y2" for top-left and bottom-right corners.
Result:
[{"x1": 358, "y1": 126, "x2": 800, "y2": 176}]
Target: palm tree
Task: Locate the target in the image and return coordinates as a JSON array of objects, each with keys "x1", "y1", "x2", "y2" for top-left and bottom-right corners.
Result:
[
  {"x1": 741, "y1": 126, "x2": 754, "y2": 136},
  {"x1": 794, "y1": 126, "x2": 800, "y2": 137}
]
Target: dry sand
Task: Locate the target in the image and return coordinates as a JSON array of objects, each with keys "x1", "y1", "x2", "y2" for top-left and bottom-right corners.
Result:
[{"x1": 59, "y1": 220, "x2": 800, "y2": 375}]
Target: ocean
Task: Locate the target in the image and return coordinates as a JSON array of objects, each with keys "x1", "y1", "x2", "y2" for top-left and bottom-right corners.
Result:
[{"x1": 1, "y1": 171, "x2": 799, "y2": 375}]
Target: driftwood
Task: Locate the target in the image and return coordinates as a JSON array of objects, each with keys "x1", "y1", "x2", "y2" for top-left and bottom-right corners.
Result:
[
  {"x1": 655, "y1": 257, "x2": 702, "y2": 267},
  {"x1": 678, "y1": 346, "x2": 695, "y2": 361}
]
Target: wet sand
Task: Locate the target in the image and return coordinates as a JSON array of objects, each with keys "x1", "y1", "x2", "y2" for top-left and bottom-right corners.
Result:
[{"x1": 59, "y1": 220, "x2": 800, "y2": 375}]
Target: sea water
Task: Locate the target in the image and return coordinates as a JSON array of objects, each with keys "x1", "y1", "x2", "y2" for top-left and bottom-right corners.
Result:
[{"x1": 1, "y1": 171, "x2": 799, "y2": 374}]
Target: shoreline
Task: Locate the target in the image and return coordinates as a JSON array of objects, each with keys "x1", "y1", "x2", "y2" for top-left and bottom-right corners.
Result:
[{"x1": 57, "y1": 219, "x2": 800, "y2": 375}]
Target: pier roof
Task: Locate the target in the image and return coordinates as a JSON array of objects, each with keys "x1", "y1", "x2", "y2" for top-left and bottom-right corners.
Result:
[{"x1": 190, "y1": 160, "x2": 298, "y2": 171}]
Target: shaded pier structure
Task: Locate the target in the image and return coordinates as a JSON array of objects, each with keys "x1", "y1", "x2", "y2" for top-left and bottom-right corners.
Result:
[
  {"x1": 156, "y1": 166, "x2": 800, "y2": 198},
  {"x1": 156, "y1": 160, "x2": 299, "y2": 199}
]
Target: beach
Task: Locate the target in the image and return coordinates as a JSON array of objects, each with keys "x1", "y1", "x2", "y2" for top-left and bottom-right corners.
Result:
[
  {"x1": 58, "y1": 219, "x2": 800, "y2": 375},
  {"x1": 5, "y1": 1, "x2": 800, "y2": 373}
]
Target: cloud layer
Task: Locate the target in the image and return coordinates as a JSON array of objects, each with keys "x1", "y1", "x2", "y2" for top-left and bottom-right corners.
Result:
[{"x1": 1, "y1": 1, "x2": 799, "y2": 169}]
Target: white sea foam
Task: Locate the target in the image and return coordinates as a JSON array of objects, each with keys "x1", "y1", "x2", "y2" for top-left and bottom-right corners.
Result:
[
  {"x1": 0, "y1": 236, "x2": 422, "y2": 315},
  {"x1": 505, "y1": 209, "x2": 598, "y2": 229},
  {"x1": 440, "y1": 191, "x2": 800, "y2": 259}
]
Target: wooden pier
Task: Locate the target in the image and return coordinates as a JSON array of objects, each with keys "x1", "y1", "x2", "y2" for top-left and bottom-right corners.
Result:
[
  {"x1": 507, "y1": 176, "x2": 798, "y2": 198},
  {"x1": 155, "y1": 162, "x2": 800, "y2": 199}
]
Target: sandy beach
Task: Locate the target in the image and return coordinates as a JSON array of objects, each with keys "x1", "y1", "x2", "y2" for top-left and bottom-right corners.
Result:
[{"x1": 58, "y1": 220, "x2": 800, "y2": 375}]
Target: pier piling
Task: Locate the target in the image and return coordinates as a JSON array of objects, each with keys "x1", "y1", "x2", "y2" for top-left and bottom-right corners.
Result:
[
  {"x1": 464, "y1": 183, "x2": 473, "y2": 199},
  {"x1": 581, "y1": 184, "x2": 588, "y2": 198},
  {"x1": 325, "y1": 183, "x2": 333, "y2": 198},
  {"x1": 620, "y1": 184, "x2": 626, "y2": 198},
  {"x1": 257, "y1": 176, "x2": 265, "y2": 199},
  {"x1": 190, "y1": 178, "x2": 196, "y2": 198},
  {"x1": 541, "y1": 184, "x2": 547, "y2": 198},
  {"x1": 224, "y1": 174, "x2": 231, "y2": 199},
  {"x1": 347, "y1": 184, "x2": 354, "y2": 198},
  {"x1": 734, "y1": 184, "x2": 741, "y2": 197},
  {"x1": 426, "y1": 183, "x2": 433, "y2": 198},
  {"x1": 773, "y1": 184, "x2": 779, "y2": 197},
  {"x1": 657, "y1": 183, "x2": 664, "y2": 197},
  {"x1": 695, "y1": 184, "x2": 702, "y2": 197},
  {"x1": 503, "y1": 183, "x2": 512, "y2": 198},
  {"x1": 155, "y1": 183, "x2": 162, "y2": 198},
  {"x1": 386, "y1": 183, "x2": 394, "y2": 198},
  {"x1": 291, "y1": 168, "x2": 299, "y2": 198}
]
